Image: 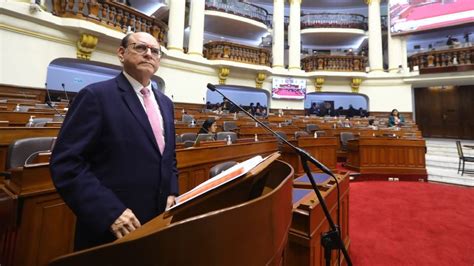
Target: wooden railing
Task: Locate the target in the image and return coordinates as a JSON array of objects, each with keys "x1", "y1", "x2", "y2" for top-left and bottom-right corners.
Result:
[
  {"x1": 204, "y1": 41, "x2": 271, "y2": 66},
  {"x1": 50, "y1": 0, "x2": 167, "y2": 43},
  {"x1": 301, "y1": 13, "x2": 367, "y2": 30},
  {"x1": 408, "y1": 46, "x2": 474, "y2": 74},
  {"x1": 301, "y1": 55, "x2": 367, "y2": 72}
]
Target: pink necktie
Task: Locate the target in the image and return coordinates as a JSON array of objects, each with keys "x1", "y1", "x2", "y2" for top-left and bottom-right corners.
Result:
[{"x1": 141, "y1": 88, "x2": 165, "y2": 154}]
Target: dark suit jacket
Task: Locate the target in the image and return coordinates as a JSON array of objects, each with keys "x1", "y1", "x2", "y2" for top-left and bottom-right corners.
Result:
[{"x1": 50, "y1": 73, "x2": 178, "y2": 250}]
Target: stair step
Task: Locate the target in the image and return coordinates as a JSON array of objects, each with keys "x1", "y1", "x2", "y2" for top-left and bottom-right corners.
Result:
[{"x1": 424, "y1": 138, "x2": 474, "y2": 187}]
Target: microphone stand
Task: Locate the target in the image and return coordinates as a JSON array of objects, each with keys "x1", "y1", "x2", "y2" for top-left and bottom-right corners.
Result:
[
  {"x1": 207, "y1": 84, "x2": 352, "y2": 266},
  {"x1": 61, "y1": 83, "x2": 70, "y2": 107},
  {"x1": 45, "y1": 83, "x2": 65, "y2": 118}
]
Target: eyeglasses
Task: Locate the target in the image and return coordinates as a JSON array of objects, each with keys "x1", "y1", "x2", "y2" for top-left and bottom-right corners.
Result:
[{"x1": 127, "y1": 43, "x2": 162, "y2": 58}]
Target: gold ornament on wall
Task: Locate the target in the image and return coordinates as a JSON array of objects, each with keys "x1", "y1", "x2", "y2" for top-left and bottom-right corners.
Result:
[
  {"x1": 76, "y1": 33, "x2": 98, "y2": 60},
  {"x1": 255, "y1": 73, "x2": 266, "y2": 89},
  {"x1": 218, "y1": 67, "x2": 230, "y2": 85},
  {"x1": 365, "y1": 0, "x2": 372, "y2": 4},
  {"x1": 351, "y1": 78, "x2": 362, "y2": 93},
  {"x1": 314, "y1": 77, "x2": 325, "y2": 92}
]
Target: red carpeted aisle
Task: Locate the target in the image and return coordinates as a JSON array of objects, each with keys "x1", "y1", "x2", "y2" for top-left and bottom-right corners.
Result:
[{"x1": 349, "y1": 181, "x2": 474, "y2": 265}]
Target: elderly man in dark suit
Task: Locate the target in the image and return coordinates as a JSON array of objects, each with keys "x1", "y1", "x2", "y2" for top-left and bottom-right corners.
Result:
[{"x1": 50, "y1": 32, "x2": 178, "y2": 250}]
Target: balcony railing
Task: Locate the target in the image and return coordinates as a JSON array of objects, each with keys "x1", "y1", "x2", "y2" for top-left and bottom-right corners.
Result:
[
  {"x1": 205, "y1": 0, "x2": 270, "y2": 25},
  {"x1": 408, "y1": 46, "x2": 474, "y2": 74},
  {"x1": 301, "y1": 13, "x2": 367, "y2": 30},
  {"x1": 50, "y1": 0, "x2": 167, "y2": 43},
  {"x1": 204, "y1": 41, "x2": 271, "y2": 66},
  {"x1": 301, "y1": 55, "x2": 367, "y2": 72}
]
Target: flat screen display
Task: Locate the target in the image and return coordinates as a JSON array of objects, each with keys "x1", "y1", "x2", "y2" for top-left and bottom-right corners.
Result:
[
  {"x1": 272, "y1": 77, "x2": 306, "y2": 100},
  {"x1": 389, "y1": 0, "x2": 474, "y2": 36}
]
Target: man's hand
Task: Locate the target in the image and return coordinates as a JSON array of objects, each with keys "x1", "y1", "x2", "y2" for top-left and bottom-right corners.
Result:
[
  {"x1": 110, "y1": 208, "x2": 141, "y2": 239},
  {"x1": 166, "y1": 195, "x2": 176, "y2": 210}
]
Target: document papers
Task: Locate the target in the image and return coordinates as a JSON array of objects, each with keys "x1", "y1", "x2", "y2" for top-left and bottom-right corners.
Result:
[{"x1": 170, "y1": 155, "x2": 265, "y2": 210}]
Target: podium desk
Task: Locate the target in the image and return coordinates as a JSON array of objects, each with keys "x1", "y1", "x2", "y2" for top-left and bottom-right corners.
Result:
[
  {"x1": 50, "y1": 160, "x2": 295, "y2": 266},
  {"x1": 286, "y1": 172, "x2": 350, "y2": 266},
  {"x1": 280, "y1": 137, "x2": 337, "y2": 176},
  {"x1": 345, "y1": 137, "x2": 427, "y2": 181}
]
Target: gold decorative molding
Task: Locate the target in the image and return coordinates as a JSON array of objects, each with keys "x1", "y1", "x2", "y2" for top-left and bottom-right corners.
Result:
[
  {"x1": 218, "y1": 67, "x2": 230, "y2": 85},
  {"x1": 76, "y1": 33, "x2": 98, "y2": 60},
  {"x1": 351, "y1": 78, "x2": 362, "y2": 93},
  {"x1": 365, "y1": 0, "x2": 372, "y2": 4},
  {"x1": 255, "y1": 73, "x2": 266, "y2": 89},
  {"x1": 314, "y1": 77, "x2": 325, "y2": 92},
  {"x1": 289, "y1": 0, "x2": 302, "y2": 5}
]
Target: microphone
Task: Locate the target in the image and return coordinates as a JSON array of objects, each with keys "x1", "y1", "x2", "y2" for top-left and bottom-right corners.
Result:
[
  {"x1": 45, "y1": 83, "x2": 64, "y2": 118},
  {"x1": 206, "y1": 83, "x2": 352, "y2": 266},
  {"x1": 61, "y1": 83, "x2": 70, "y2": 107}
]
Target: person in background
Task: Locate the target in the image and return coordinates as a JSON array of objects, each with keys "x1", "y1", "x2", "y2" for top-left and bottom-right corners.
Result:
[
  {"x1": 308, "y1": 102, "x2": 322, "y2": 116},
  {"x1": 50, "y1": 32, "x2": 178, "y2": 250},
  {"x1": 255, "y1": 102, "x2": 263, "y2": 116},
  {"x1": 358, "y1": 107, "x2": 368, "y2": 117},
  {"x1": 247, "y1": 102, "x2": 256, "y2": 115},
  {"x1": 388, "y1": 109, "x2": 405, "y2": 127},
  {"x1": 198, "y1": 118, "x2": 217, "y2": 136}
]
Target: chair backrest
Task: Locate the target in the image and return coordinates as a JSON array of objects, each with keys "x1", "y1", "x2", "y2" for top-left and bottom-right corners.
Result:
[
  {"x1": 182, "y1": 140, "x2": 195, "y2": 148},
  {"x1": 6, "y1": 137, "x2": 56, "y2": 169},
  {"x1": 182, "y1": 114, "x2": 194, "y2": 123},
  {"x1": 340, "y1": 132, "x2": 355, "y2": 150},
  {"x1": 26, "y1": 118, "x2": 53, "y2": 127},
  {"x1": 275, "y1": 131, "x2": 287, "y2": 143},
  {"x1": 53, "y1": 114, "x2": 65, "y2": 122},
  {"x1": 180, "y1": 132, "x2": 197, "y2": 142},
  {"x1": 209, "y1": 161, "x2": 238, "y2": 178},
  {"x1": 216, "y1": 132, "x2": 237, "y2": 142},
  {"x1": 456, "y1": 140, "x2": 464, "y2": 158},
  {"x1": 294, "y1": 131, "x2": 309, "y2": 139},
  {"x1": 196, "y1": 133, "x2": 215, "y2": 142},
  {"x1": 223, "y1": 121, "x2": 237, "y2": 131},
  {"x1": 306, "y1": 124, "x2": 319, "y2": 133}
]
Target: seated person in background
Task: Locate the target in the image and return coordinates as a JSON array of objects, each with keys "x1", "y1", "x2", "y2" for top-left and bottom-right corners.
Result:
[
  {"x1": 308, "y1": 102, "x2": 322, "y2": 116},
  {"x1": 347, "y1": 104, "x2": 357, "y2": 118},
  {"x1": 221, "y1": 98, "x2": 230, "y2": 112},
  {"x1": 358, "y1": 107, "x2": 368, "y2": 117},
  {"x1": 323, "y1": 102, "x2": 335, "y2": 116},
  {"x1": 388, "y1": 109, "x2": 405, "y2": 127},
  {"x1": 247, "y1": 102, "x2": 256, "y2": 115},
  {"x1": 255, "y1": 102, "x2": 263, "y2": 116},
  {"x1": 335, "y1": 106, "x2": 345, "y2": 117},
  {"x1": 198, "y1": 118, "x2": 218, "y2": 136}
]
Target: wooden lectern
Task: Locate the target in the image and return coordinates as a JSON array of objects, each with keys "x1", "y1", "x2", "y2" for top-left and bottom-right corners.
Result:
[{"x1": 49, "y1": 159, "x2": 294, "y2": 266}]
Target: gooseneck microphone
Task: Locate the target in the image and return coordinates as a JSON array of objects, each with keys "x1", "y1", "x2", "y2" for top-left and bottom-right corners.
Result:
[
  {"x1": 61, "y1": 83, "x2": 70, "y2": 107},
  {"x1": 206, "y1": 83, "x2": 352, "y2": 266},
  {"x1": 45, "y1": 83, "x2": 64, "y2": 117}
]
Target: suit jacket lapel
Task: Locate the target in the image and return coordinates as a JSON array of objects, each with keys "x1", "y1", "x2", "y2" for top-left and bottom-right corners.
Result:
[{"x1": 116, "y1": 74, "x2": 160, "y2": 153}]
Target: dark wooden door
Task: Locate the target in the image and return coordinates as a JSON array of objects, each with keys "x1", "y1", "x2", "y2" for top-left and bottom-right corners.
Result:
[{"x1": 414, "y1": 85, "x2": 474, "y2": 139}]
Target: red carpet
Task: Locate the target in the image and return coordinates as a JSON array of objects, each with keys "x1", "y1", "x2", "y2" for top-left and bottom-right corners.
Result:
[{"x1": 349, "y1": 181, "x2": 474, "y2": 265}]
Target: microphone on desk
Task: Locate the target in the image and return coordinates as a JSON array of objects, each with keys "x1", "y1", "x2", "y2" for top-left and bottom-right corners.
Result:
[
  {"x1": 45, "y1": 83, "x2": 64, "y2": 118},
  {"x1": 206, "y1": 83, "x2": 352, "y2": 266},
  {"x1": 61, "y1": 83, "x2": 70, "y2": 107}
]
